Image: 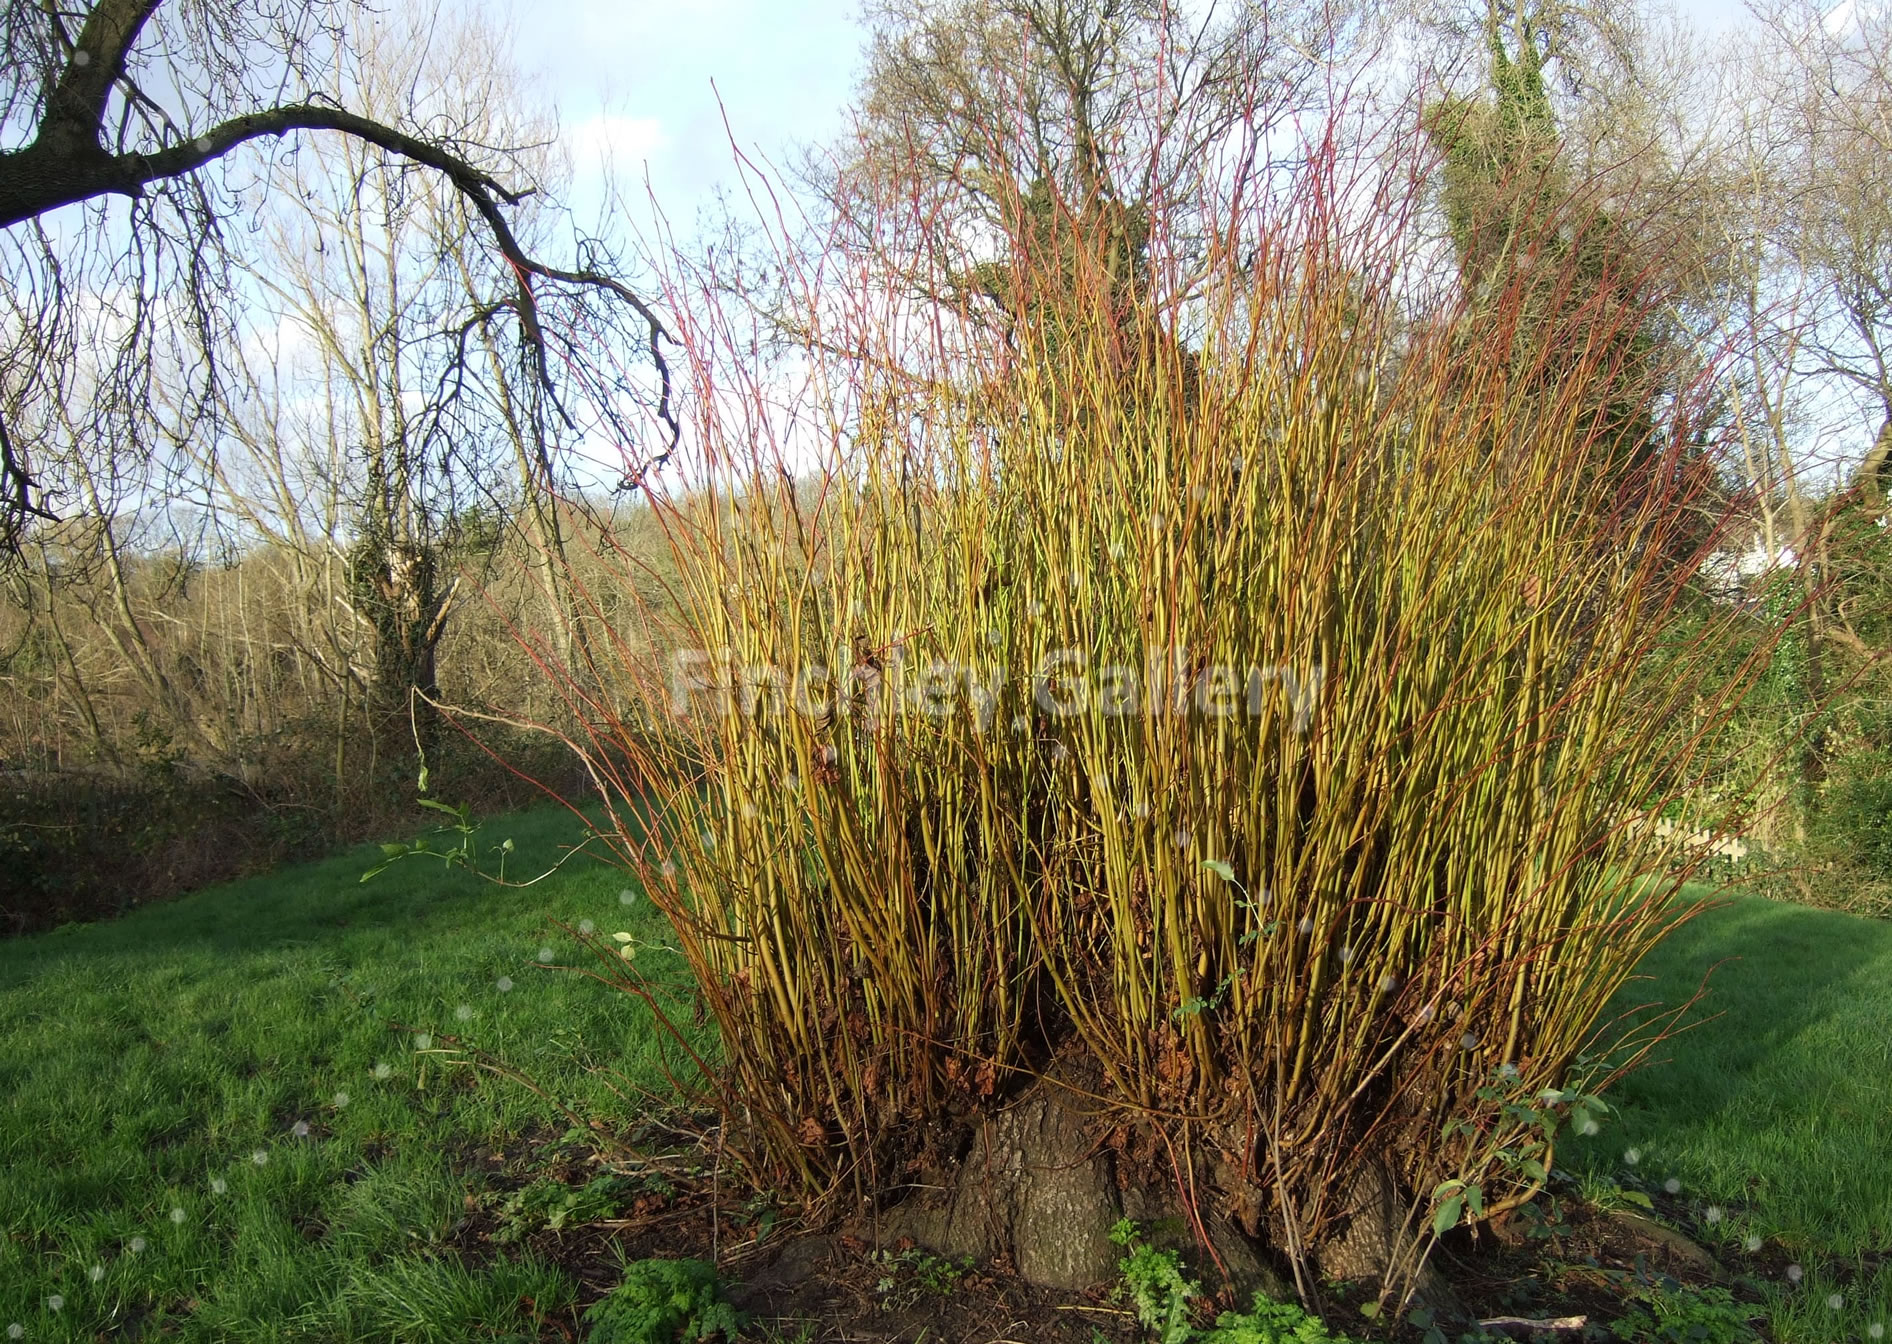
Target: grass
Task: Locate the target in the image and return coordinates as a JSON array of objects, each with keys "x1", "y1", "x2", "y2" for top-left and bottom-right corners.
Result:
[
  {"x1": 1567, "y1": 881, "x2": 1892, "y2": 1342},
  {"x1": 5, "y1": 808, "x2": 1891, "y2": 1344},
  {"x1": 0, "y1": 802, "x2": 701, "y2": 1343}
]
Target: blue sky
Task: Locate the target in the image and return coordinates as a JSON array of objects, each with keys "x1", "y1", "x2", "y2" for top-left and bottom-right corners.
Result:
[
  {"x1": 484, "y1": 0, "x2": 1783, "y2": 488},
  {"x1": 495, "y1": 0, "x2": 868, "y2": 238},
  {"x1": 495, "y1": 0, "x2": 1759, "y2": 239}
]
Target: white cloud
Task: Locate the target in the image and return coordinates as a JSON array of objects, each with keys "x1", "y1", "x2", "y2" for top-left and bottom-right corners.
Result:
[{"x1": 564, "y1": 113, "x2": 670, "y2": 170}]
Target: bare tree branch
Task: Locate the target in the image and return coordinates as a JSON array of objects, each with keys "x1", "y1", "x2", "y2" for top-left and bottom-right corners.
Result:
[{"x1": 0, "y1": 0, "x2": 679, "y2": 554}]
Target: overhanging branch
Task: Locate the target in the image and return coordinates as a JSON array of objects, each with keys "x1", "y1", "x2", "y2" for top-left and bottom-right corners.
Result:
[{"x1": 2, "y1": 18, "x2": 681, "y2": 549}]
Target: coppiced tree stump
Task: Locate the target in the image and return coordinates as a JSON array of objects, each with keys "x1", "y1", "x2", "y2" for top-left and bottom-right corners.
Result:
[
  {"x1": 871, "y1": 1070, "x2": 1460, "y2": 1318},
  {"x1": 872, "y1": 1071, "x2": 1289, "y2": 1302}
]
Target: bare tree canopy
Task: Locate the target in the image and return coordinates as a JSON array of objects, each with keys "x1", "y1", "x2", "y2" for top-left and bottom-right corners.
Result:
[
  {"x1": 818, "y1": 0, "x2": 1355, "y2": 302},
  {"x1": 0, "y1": 0, "x2": 676, "y2": 553}
]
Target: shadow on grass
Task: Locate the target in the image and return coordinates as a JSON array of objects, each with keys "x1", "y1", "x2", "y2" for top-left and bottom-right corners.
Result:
[{"x1": 1572, "y1": 885, "x2": 1892, "y2": 1252}]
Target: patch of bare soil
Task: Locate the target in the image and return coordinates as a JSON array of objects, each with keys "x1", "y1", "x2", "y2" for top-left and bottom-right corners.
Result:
[{"x1": 443, "y1": 1129, "x2": 1787, "y2": 1344}]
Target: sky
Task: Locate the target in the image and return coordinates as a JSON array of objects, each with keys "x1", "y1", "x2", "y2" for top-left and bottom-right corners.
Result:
[
  {"x1": 494, "y1": 0, "x2": 870, "y2": 241},
  {"x1": 482, "y1": 0, "x2": 1782, "y2": 486},
  {"x1": 493, "y1": 0, "x2": 1760, "y2": 240}
]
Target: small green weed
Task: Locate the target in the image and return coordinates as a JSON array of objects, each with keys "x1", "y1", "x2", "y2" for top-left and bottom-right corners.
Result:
[
  {"x1": 1111, "y1": 1218, "x2": 1202, "y2": 1344},
  {"x1": 1610, "y1": 1283, "x2": 1758, "y2": 1344},
  {"x1": 1203, "y1": 1291, "x2": 1368, "y2": 1344},
  {"x1": 1109, "y1": 1219, "x2": 1377, "y2": 1344},
  {"x1": 493, "y1": 1174, "x2": 631, "y2": 1242},
  {"x1": 583, "y1": 1257, "x2": 745, "y2": 1344},
  {"x1": 1431, "y1": 1071, "x2": 1611, "y2": 1242},
  {"x1": 871, "y1": 1246, "x2": 972, "y2": 1311},
  {"x1": 1504, "y1": 1189, "x2": 1576, "y2": 1247},
  {"x1": 1572, "y1": 1172, "x2": 1656, "y2": 1217},
  {"x1": 1104, "y1": 1218, "x2": 1525, "y2": 1344}
]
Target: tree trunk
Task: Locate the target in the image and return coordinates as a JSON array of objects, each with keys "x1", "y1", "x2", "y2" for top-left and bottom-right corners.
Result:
[
  {"x1": 869, "y1": 1072, "x2": 1462, "y2": 1320},
  {"x1": 871, "y1": 1073, "x2": 1288, "y2": 1306},
  {"x1": 1312, "y1": 1158, "x2": 1461, "y2": 1317}
]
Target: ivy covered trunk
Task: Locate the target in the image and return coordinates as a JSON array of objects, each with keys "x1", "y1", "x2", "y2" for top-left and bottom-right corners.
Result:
[{"x1": 349, "y1": 449, "x2": 448, "y2": 758}]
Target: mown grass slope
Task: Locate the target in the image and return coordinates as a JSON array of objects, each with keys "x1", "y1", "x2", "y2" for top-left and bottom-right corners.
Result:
[
  {"x1": 1568, "y1": 884, "x2": 1892, "y2": 1341},
  {"x1": 0, "y1": 803, "x2": 698, "y2": 1342}
]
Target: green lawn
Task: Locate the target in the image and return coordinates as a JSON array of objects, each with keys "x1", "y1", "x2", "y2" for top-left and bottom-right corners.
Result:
[
  {"x1": 0, "y1": 804, "x2": 699, "y2": 1343},
  {"x1": 1567, "y1": 885, "x2": 1892, "y2": 1342},
  {"x1": 4, "y1": 826, "x2": 1890, "y2": 1344}
]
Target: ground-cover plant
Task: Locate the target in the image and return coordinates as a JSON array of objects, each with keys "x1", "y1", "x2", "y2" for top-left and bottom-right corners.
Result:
[
  {"x1": 1110, "y1": 1218, "x2": 1378, "y2": 1344},
  {"x1": 1201, "y1": 1296, "x2": 1379, "y2": 1344},
  {"x1": 524, "y1": 89, "x2": 1791, "y2": 1309},
  {"x1": 580, "y1": 1256, "x2": 744, "y2": 1344},
  {"x1": 869, "y1": 1246, "x2": 972, "y2": 1311},
  {"x1": 491, "y1": 1174, "x2": 634, "y2": 1243},
  {"x1": 0, "y1": 805, "x2": 698, "y2": 1342},
  {"x1": 1114, "y1": 1218, "x2": 1205, "y2": 1344},
  {"x1": 1609, "y1": 1283, "x2": 1756, "y2": 1344}
]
